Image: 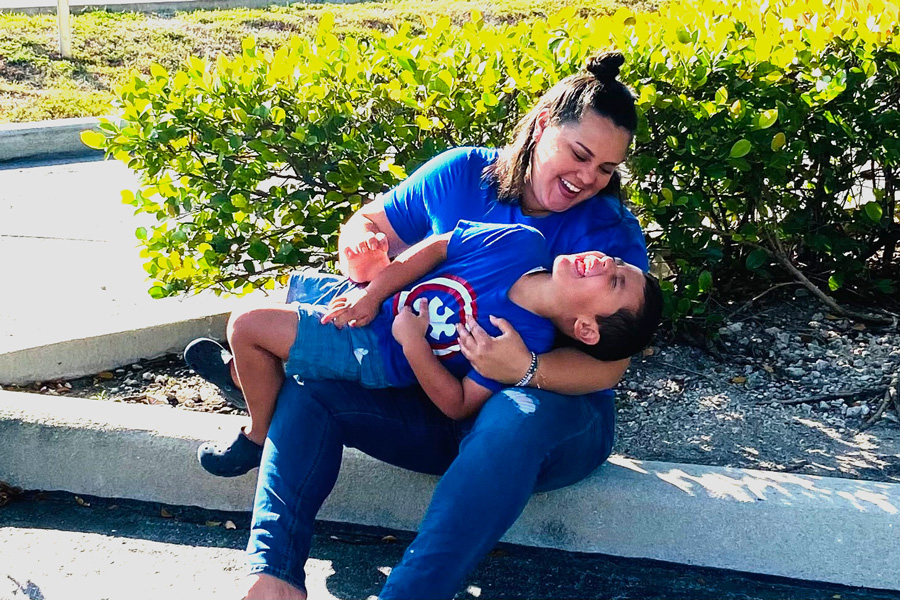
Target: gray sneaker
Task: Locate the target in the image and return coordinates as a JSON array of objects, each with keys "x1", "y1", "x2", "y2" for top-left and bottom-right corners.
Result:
[{"x1": 183, "y1": 338, "x2": 247, "y2": 410}]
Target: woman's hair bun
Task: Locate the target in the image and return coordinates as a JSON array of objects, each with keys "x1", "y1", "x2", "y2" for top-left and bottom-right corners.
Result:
[{"x1": 586, "y1": 52, "x2": 625, "y2": 83}]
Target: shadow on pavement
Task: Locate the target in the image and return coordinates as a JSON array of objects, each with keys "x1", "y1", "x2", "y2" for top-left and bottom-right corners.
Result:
[{"x1": 2, "y1": 491, "x2": 899, "y2": 600}]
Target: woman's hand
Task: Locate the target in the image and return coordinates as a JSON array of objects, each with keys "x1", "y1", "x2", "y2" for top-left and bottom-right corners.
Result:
[
  {"x1": 456, "y1": 315, "x2": 532, "y2": 385},
  {"x1": 392, "y1": 299, "x2": 431, "y2": 347},
  {"x1": 320, "y1": 288, "x2": 380, "y2": 328}
]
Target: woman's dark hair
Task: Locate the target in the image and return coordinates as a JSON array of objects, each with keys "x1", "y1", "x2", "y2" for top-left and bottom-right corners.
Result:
[
  {"x1": 555, "y1": 272, "x2": 663, "y2": 361},
  {"x1": 484, "y1": 51, "x2": 638, "y2": 203}
]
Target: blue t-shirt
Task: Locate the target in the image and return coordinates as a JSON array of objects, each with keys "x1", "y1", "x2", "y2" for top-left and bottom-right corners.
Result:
[
  {"x1": 369, "y1": 221, "x2": 556, "y2": 392},
  {"x1": 383, "y1": 147, "x2": 650, "y2": 272}
]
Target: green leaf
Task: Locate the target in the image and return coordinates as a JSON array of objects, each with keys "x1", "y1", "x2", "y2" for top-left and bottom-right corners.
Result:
[
  {"x1": 248, "y1": 240, "x2": 270, "y2": 261},
  {"x1": 481, "y1": 91, "x2": 499, "y2": 107},
  {"x1": 698, "y1": 270, "x2": 713, "y2": 293},
  {"x1": 150, "y1": 63, "x2": 167, "y2": 80},
  {"x1": 135, "y1": 227, "x2": 147, "y2": 240},
  {"x1": 745, "y1": 248, "x2": 768, "y2": 270},
  {"x1": 80, "y1": 130, "x2": 105, "y2": 150},
  {"x1": 828, "y1": 273, "x2": 844, "y2": 291},
  {"x1": 757, "y1": 108, "x2": 778, "y2": 129},
  {"x1": 148, "y1": 286, "x2": 167, "y2": 299},
  {"x1": 864, "y1": 202, "x2": 883, "y2": 222},
  {"x1": 715, "y1": 86, "x2": 728, "y2": 105},
  {"x1": 771, "y1": 132, "x2": 786, "y2": 151},
  {"x1": 729, "y1": 139, "x2": 752, "y2": 158}
]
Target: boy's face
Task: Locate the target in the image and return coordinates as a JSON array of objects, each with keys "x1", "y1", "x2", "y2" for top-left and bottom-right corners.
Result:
[{"x1": 551, "y1": 251, "x2": 646, "y2": 345}]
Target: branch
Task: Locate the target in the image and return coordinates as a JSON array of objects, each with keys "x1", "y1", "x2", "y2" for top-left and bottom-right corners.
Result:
[
  {"x1": 728, "y1": 282, "x2": 800, "y2": 319},
  {"x1": 695, "y1": 224, "x2": 898, "y2": 327},
  {"x1": 860, "y1": 371, "x2": 900, "y2": 432},
  {"x1": 768, "y1": 233, "x2": 898, "y2": 327},
  {"x1": 765, "y1": 385, "x2": 888, "y2": 406}
]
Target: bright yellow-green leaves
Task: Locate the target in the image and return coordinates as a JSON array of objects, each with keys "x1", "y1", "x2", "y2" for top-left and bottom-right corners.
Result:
[
  {"x1": 80, "y1": 129, "x2": 105, "y2": 149},
  {"x1": 92, "y1": 0, "x2": 898, "y2": 304}
]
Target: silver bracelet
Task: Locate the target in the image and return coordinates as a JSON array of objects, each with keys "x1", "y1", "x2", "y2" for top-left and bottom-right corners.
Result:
[{"x1": 515, "y1": 352, "x2": 538, "y2": 387}]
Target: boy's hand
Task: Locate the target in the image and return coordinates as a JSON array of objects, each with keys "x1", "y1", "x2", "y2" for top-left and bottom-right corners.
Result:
[
  {"x1": 321, "y1": 288, "x2": 380, "y2": 328},
  {"x1": 392, "y1": 298, "x2": 431, "y2": 347},
  {"x1": 340, "y1": 232, "x2": 390, "y2": 283}
]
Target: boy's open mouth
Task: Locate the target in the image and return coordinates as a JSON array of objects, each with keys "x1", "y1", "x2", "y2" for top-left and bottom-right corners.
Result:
[{"x1": 575, "y1": 256, "x2": 587, "y2": 277}]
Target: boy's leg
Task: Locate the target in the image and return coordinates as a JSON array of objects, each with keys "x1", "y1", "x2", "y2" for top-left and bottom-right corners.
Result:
[
  {"x1": 227, "y1": 305, "x2": 300, "y2": 444},
  {"x1": 187, "y1": 270, "x2": 361, "y2": 404},
  {"x1": 230, "y1": 300, "x2": 391, "y2": 444}
]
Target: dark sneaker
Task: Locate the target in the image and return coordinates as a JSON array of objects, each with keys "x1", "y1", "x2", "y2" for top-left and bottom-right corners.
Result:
[
  {"x1": 183, "y1": 337, "x2": 246, "y2": 410},
  {"x1": 197, "y1": 429, "x2": 264, "y2": 477}
]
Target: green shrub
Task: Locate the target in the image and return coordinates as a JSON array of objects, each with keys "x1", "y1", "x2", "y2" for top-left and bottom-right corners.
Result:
[
  {"x1": 86, "y1": 0, "x2": 899, "y2": 322},
  {"x1": 85, "y1": 10, "x2": 586, "y2": 296},
  {"x1": 623, "y1": 0, "x2": 900, "y2": 321}
]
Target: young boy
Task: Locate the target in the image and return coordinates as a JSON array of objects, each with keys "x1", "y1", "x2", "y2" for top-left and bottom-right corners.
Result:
[{"x1": 187, "y1": 221, "x2": 661, "y2": 477}]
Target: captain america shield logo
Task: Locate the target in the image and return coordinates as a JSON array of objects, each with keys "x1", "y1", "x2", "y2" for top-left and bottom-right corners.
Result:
[{"x1": 391, "y1": 274, "x2": 478, "y2": 358}]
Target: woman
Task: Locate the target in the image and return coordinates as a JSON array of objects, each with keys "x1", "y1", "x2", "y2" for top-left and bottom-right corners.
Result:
[{"x1": 243, "y1": 51, "x2": 649, "y2": 599}]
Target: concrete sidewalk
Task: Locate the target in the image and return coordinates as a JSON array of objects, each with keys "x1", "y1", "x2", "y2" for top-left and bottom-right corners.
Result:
[
  {"x1": 0, "y1": 153, "x2": 268, "y2": 383},
  {"x1": 7, "y1": 491, "x2": 896, "y2": 600}
]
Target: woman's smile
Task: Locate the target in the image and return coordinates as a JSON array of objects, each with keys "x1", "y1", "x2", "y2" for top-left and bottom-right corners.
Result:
[{"x1": 523, "y1": 109, "x2": 631, "y2": 215}]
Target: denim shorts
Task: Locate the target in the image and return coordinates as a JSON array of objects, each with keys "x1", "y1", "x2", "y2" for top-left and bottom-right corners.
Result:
[
  {"x1": 284, "y1": 302, "x2": 392, "y2": 389},
  {"x1": 285, "y1": 268, "x2": 360, "y2": 306}
]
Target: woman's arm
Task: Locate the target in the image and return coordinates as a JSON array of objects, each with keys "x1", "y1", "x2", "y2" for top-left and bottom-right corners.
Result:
[
  {"x1": 531, "y1": 347, "x2": 629, "y2": 394},
  {"x1": 457, "y1": 316, "x2": 629, "y2": 395},
  {"x1": 338, "y1": 202, "x2": 411, "y2": 283}
]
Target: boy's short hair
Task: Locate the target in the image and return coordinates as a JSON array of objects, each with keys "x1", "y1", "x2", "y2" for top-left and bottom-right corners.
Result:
[{"x1": 555, "y1": 272, "x2": 663, "y2": 361}]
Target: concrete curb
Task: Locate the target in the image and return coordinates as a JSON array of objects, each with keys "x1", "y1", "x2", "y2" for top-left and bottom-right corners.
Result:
[
  {"x1": 2, "y1": 390, "x2": 899, "y2": 591},
  {"x1": 0, "y1": 312, "x2": 229, "y2": 385},
  {"x1": 0, "y1": 116, "x2": 103, "y2": 162}
]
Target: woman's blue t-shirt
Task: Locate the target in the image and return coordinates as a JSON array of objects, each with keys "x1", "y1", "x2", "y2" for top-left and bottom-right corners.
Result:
[
  {"x1": 382, "y1": 147, "x2": 650, "y2": 272},
  {"x1": 381, "y1": 147, "x2": 649, "y2": 399},
  {"x1": 369, "y1": 221, "x2": 555, "y2": 392}
]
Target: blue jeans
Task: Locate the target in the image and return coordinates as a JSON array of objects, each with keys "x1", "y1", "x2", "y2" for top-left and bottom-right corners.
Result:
[{"x1": 246, "y1": 378, "x2": 616, "y2": 599}]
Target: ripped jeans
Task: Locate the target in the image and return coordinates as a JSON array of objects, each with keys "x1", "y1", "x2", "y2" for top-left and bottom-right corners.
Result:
[
  {"x1": 246, "y1": 378, "x2": 616, "y2": 599},
  {"x1": 247, "y1": 268, "x2": 617, "y2": 598}
]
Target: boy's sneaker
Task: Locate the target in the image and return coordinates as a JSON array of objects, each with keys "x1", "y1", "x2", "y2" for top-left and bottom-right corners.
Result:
[
  {"x1": 197, "y1": 429, "x2": 264, "y2": 477},
  {"x1": 183, "y1": 338, "x2": 246, "y2": 410}
]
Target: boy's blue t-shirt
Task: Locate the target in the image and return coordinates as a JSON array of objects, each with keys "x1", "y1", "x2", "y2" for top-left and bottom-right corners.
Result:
[
  {"x1": 368, "y1": 221, "x2": 555, "y2": 392},
  {"x1": 382, "y1": 147, "x2": 650, "y2": 272}
]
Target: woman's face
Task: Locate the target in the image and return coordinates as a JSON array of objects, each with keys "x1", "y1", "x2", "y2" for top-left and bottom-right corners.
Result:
[{"x1": 523, "y1": 109, "x2": 631, "y2": 215}]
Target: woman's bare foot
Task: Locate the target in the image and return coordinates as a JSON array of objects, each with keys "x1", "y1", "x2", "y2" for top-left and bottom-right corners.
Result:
[{"x1": 242, "y1": 573, "x2": 306, "y2": 599}]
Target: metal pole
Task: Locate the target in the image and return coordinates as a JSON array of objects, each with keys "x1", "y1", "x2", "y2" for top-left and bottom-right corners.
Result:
[{"x1": 57, "y1": 0, "x2": 72, "y2": 58}]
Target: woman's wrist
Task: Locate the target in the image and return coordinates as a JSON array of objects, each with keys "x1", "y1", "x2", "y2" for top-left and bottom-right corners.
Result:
[{"x1": 515, "y1": 352, "x2": 539, "y2": 387}]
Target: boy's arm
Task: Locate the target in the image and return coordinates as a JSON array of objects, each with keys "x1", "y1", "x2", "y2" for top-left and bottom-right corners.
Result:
[
  {"x1": 394, "y1": 300, "x2": 493, "y2": 420},
  {"x1": 321, "y1": 232, "x2": 451, "y2": 328}
]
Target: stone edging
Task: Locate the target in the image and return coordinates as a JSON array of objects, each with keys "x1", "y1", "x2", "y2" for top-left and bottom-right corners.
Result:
[
  {"x1": 1, "y1": 389, "x2": 899, "y2": 591},
  {"x1": 0, "y1": 116, "x2": 104, "y2": 162}
]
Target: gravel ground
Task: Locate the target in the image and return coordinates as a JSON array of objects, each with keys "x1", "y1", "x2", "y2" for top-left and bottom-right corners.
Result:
[{"x1": 7, "y1": 289, "x2": 900, "y2": 484}]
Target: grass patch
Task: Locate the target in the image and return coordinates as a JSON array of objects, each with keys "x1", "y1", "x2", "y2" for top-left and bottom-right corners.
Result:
[{"x1": 0, "y1": 0, "x2": 653, "y2": 123}]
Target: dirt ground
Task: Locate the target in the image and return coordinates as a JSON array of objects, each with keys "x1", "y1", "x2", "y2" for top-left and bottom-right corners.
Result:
[{"x1": 7, "y1": 290, "x2": 900, "y2": 484}]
